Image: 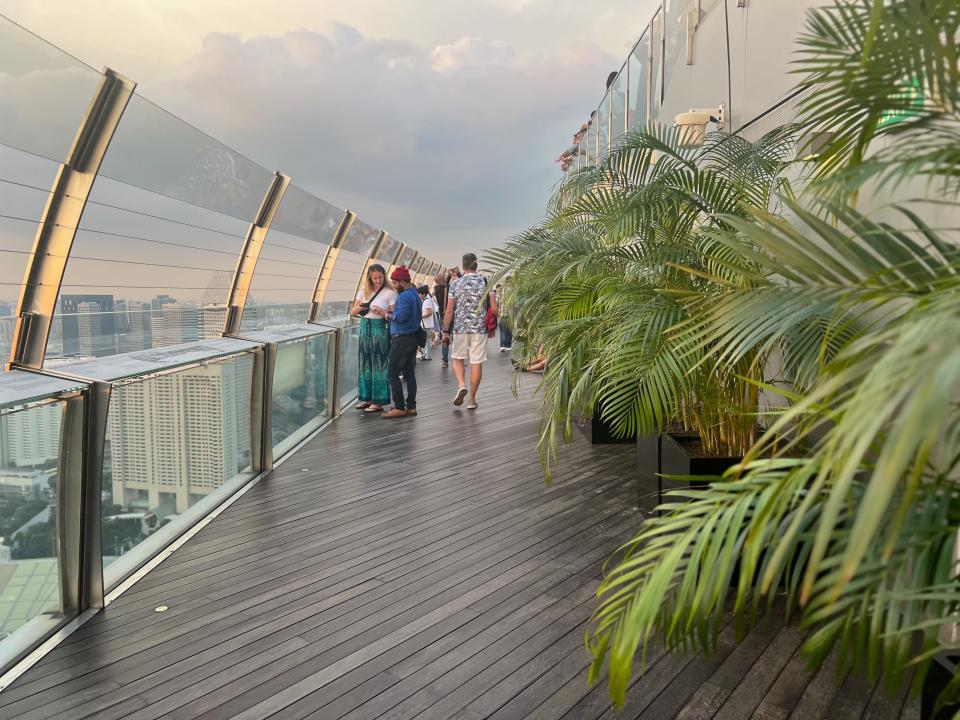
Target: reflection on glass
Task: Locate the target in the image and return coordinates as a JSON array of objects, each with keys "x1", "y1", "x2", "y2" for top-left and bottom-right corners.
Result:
[
  {"x1": 271, "y1": 184, "x2": 343, "y2": 246},
  {"x1": 597, "y1": 96, "x2": 609, "y2": 158},
  {"x1": 0, "y1": 400, "x2": 64, "y2": 640},
  {"x1": 650, "y1": 9, "x2": 664, "y2": 123},
  {"x1": 338, "y1": 324, "x2": 361, "y2": 409},
  {"x1": 610, "y1": 69, "x2": 627, "y2": 145},
  {"x1": 272, "y1": 334, "x2": 334, "y2": 457},
  {"x1": 342, "y1": 218, "x2": 380, "y2": 256},
  {"x1": 0, "y1": 15, "x2": 102, "y2": 163},
  {"x1": 663, "y1": 0, "x2": 689, "y2": 102},
  {"x1": 586, "y1": 121, "x2": 598, "y2": 166},
  {"x1": 100, "y1": 94, "x2": 275, "y2": 223},
  {"x1": 629, "y1": 31, "x2": 650, "y2": 130},
  {"x1": 101, "y1": 354, "x2": 254, "y2": 576}
]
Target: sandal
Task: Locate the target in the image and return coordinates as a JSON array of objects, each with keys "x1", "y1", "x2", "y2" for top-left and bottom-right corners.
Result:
[
  {"x1": 355, "y1": 402, "x2": 372, "y2": 410},
  {"x1": 364, "y1": 405, "x2": 384, "y2": 413}
]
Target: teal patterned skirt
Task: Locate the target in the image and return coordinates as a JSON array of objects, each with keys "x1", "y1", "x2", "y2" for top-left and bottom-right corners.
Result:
[{"x1": 358, "y1": 317, "x2": 391, "y2": 405}]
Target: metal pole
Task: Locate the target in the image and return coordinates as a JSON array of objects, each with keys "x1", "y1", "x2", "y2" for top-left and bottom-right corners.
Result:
[
  {"x1": 249, "y1": 345, "x2": 276, "y2": 473},
  {"x1": 308, "y1": 210, "x2": 355, "y2": 324},
  {"x1": 7, "y1": 68, "x2": 136, "y2": 370},
  {"x1": 224, "y1": 172, "x2": 291, "y2": 336}
]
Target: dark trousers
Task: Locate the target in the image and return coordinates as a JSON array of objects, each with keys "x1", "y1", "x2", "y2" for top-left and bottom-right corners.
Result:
[{"x1": 388, "y1": 333, "x2": 418, "y2": 409}]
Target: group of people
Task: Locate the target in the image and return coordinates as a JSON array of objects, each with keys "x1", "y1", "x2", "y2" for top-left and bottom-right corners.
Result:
[{"x1": 350, "y1": 252, "x2": 499, "y2": 419}]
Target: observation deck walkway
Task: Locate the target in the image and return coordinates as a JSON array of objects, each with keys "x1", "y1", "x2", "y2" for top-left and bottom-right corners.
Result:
[{"x1": 0, "y1": 352, "x2": 921, "y2": 719}]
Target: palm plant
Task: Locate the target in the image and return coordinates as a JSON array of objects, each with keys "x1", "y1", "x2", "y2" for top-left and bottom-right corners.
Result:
[
  {"x1": 487, "y1": 124, "x2": 800, "y2": 477},
  {"x1": 579, "y1": 0, "x2": 960, "y2": 712}
]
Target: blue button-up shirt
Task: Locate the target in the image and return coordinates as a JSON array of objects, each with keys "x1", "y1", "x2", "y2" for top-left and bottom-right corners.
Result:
[{"x1": 390, "y1": 286, "x2": 423, "y2": 336}]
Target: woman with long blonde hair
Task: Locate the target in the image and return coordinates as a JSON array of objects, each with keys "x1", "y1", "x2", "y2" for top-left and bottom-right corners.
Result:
[{"x1": 351, "y1": 263, "x2": 397, "y2": 412}]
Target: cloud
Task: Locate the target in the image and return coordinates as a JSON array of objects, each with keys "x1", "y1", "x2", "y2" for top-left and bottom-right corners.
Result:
[{"x1": 148, "y1": 22, "x2": 620, "y2": 261}]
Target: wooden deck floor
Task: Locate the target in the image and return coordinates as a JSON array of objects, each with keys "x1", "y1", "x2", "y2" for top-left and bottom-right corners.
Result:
[{"x1": 0, "y1": 347, "x2": 921, "y2": 719}]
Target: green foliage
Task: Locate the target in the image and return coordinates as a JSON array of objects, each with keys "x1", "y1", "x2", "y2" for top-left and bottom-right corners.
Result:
[{"x1": 488, "y1": 0, "x2": 960, "y2": 711}]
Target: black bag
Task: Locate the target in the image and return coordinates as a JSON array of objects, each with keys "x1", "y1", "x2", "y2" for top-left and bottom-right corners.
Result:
[
  {"x1": 357, "y1": 285, "x2": 384, "y2": 317},
  {"x1": 416, "y1": 327, "x2": 428, "y2": 349}
]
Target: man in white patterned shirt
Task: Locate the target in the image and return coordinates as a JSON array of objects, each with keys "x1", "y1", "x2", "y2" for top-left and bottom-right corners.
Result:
[{"x1": 441, "y1": 253, "x2": 497, "y2": 410}]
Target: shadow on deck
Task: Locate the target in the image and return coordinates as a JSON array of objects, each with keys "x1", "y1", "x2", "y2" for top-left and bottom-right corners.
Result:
[{"x1": 0, "y1": 349, "x2": 921, "y2": 719}]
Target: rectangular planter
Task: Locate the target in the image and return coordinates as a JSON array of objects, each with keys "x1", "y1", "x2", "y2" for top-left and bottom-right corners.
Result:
[
  {"x1": 659, "y1": 432, "x2": 743, "y2": 509},
  {"x1": 635, "y1": 432, "x2": 661, "y2": 514},
  {"x1": 575, "y1": 409, "x2": 637, "y2": 445}
]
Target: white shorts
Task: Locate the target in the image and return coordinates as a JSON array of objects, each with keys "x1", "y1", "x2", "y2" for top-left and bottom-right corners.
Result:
[{"x1": 451, "y1": 333, "x2": 488, "y2": 364}]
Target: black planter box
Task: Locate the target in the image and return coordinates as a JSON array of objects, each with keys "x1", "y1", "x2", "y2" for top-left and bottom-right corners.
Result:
[
  {"x1": 923, "y1": 655, "x2": 960, "y2": 719},
  {"x1": 636, "y1": 432, "x2": 661, "y2": 514},
  {"x1": 659, "y1": 432, "x2": 743, "y2": 507},
  {"x1": 575, "y1": 410, "x2": 637, "y2": 445}
]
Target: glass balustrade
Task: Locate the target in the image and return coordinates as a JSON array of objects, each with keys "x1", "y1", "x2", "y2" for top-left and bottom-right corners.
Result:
[
  {"x1": 629, "y1": 30, "x2": 650, "y2": 130},
  {"x1": 610, "y1": 67, "x2": 628, "y2": 145},
  {"x1": 0, "y1": 370, "x2": 87, "y2": 670},
  {"x1": 338, "y1": 322, "x2": 362, "y2": 410}
]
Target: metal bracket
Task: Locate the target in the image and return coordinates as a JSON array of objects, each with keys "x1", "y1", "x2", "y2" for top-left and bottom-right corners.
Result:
[
  {"x1": 308, "y1": 210, "x2": 355, "y2": 324},
  {"x1": 7, "y1": 68, "x2": 136, "y2": 370},
  {"x1": 225, "y1": 172, "x2": 291, "y2": 336}
]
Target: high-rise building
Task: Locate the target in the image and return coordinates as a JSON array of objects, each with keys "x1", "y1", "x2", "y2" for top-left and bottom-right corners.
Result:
[
  {"x1": 119, "y1": 301, "x2": 153, "y2": 353},
  {"x1": 77, "y1": 301, "x2": 114, "y2": 357},
  {"x1": 201, "y1": 304, "x2": 228, "y2": 340},
  {"x1": 0, "y1": 403, "x2": 62, "y2": 468},
  {"x1": 150, "y1": 295, "x2": 177, "y2": 312},
  {"x1": 59, "y1": 294, "x2": 116, "y2": 357},
  {"x1": 107, "y1": 357, "x2": 252, "y2": 514},
  {"x1": 160, "y1": 304, "x2": 200, "y2": 347}
]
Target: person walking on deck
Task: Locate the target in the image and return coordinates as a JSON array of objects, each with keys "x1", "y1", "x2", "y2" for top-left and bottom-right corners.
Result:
[
  {"x1": 382, "y1": 265, "x2": 422, "y2": 419},
  {"x1": 418, "y1": 285, "x2": 438, "y2": 361},
  {"x1": 442, "y1": 253, "x2": 497, "y2": 410},
  {"x1": 351, "y1": 263, "x2": 396, "y2": 413},
  {"x1": 433, "y1": 271, "x2": 450, "y2": 368}
]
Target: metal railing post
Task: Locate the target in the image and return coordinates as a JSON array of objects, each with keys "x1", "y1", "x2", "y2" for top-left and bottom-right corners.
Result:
[
  {"x1": 308, "y1": 210, "x2": 355, "y2": 323},
  {"x1": 330, "y1": 327, "x2": 344, "y2": 418},
  {"x1": 250, "y1": 344, "x2": 276, "y2": 474},
  {"x1": 7, "y1": 68, "x2": 136, "y2": 370},
  {"x1": 225, "y1": 172, "x2": 291, "y2": 336}
]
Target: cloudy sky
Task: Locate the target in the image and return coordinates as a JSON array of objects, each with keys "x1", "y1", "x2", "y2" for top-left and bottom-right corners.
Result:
[{"x1": 2, "y1": 0, "x2": 656, "y2": 267}]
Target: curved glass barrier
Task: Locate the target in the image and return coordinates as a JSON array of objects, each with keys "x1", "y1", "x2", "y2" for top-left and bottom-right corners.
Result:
[
  {"x1": 650, "y1": 9, "x2": 664, "y2": 123},
  {"x1": 342, "y1": 217, "x2": 380, "y2": 256},
  {"x1": 242, "y1": 326, "x2": 337, "y2": 458},
  {"x1": 0, "y1": 15, "x2": 102, "y2": 164},
  {"x1": 0, "y1": 370, "x2": 86, "y2": 670},
  {"x1": 629, "y1": 31, "x2": 650, "y2": 130},
  {"x1": 99, "y1": 93, "x2": 276, "y2": 223},
  {"x1": 597, "y1": 95, "x2": 610, "y2": 158},
  {"x1": 271, "y1": 184, "x2": 343, "y2": 246},
  {"x1": 610, "y1": 66, "x2": 628, "y2": 145}
]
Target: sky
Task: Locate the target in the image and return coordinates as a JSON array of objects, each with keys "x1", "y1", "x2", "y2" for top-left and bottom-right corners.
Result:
[{"x1": 1, "y1": 0, "x2": 657, "y2": 275}]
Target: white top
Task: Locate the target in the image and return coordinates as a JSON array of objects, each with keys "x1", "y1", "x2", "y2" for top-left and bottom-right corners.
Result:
[
  {"x1": 356, "y1": 286, "x2": 397, "y2": 314},
  {"x1": 421, "y1": 296, "x2": 438, "y2": 328}
]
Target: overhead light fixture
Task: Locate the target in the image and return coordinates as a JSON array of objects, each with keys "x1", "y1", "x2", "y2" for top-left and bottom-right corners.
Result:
[{"x1": 674, "y1": 103, "x2": 725, "y2": 147}]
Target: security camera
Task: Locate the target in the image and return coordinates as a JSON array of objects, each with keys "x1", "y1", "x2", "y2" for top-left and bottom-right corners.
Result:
[{"x1": 674, "y1": 103, "x2": 725, "y2": 147}]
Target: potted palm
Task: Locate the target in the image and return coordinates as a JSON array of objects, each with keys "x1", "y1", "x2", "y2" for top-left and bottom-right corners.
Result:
[{"x1": 579, "y1": 0, "x2": 960, "y2": 713}]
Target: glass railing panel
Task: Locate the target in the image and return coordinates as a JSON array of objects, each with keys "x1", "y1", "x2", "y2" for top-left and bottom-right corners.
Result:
[
  {"x1": 610, "y1": 67, "x2": 628, "y2": 145},
  {"x1": 99, "y1": 93, "x2": 276, "y2": 224},
  {"x1": 629, "y1": 30, "x2": 650, "y2": 130},
  {"x1": 248, "y1": 228, "x2": 325, "y2": 328},
  {"x1": 271, "y1": 183, "x2": 343, "y2": 246},
  {"x1": 0, "y1": 14, "x2": 103, "y2": 165},
  {"x1": 374, "y1": 233, "x2": 401, "y2": 269},
  {"x1": 0, "y1": 370, "x2": 85, "y2": 670},
  {"x1": 597, "y1": 95, "x2": 610, "y2": 158},
  {"x1": 95, "y1": 347, "x2": 258, "y2": 589},
  {"x1": 397, "y1": 246, "x2": 417, "y2": 269},
  {"x1": 342, "y1": 218, "x2": 380, "y2": 256},
  {"x1": 319, "y1": 248, "x2": 367, "y2": 325},
  {"x1": 663, "y1": 0, "x2": 691, "y2": 103},
  {"x1": 586, "y1": 121, "x2": 598, "y2": 166},
  {"x1": 0, "y1": 147, "x2": 64, "y2": 372},
  {"x1": 256, "y1": 327, "x2": 336, "y2": 458},
  {"x1": 50, "y1": 177, "x2": 252, "y2": 363},
  {"x1": 337, "y1": 323, "x2": 361, "y2": 410},
  {"x1": 651, "y1": 8, "x2": 664, "y2": 123}
]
